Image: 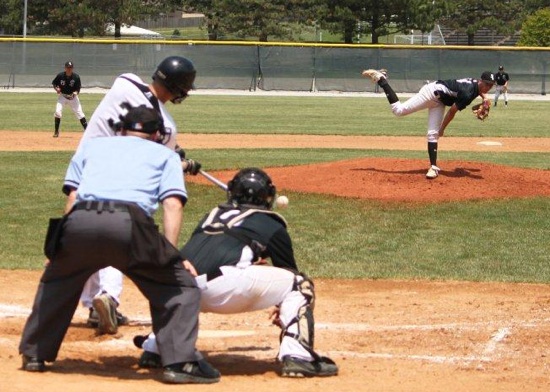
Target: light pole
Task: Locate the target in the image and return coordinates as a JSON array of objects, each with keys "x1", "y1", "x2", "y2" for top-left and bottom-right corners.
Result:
[{"x1": 23, "y1": 0, "x2": 28, "y2": 37}]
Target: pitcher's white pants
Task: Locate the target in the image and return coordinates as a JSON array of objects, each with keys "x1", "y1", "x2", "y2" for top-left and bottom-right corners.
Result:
[
  {"x1": 142, "y1": 265, "x2": 313, "y2": 361},
  {"x1": 390, "y1": 83, "x2": 446, "y2": 143}
]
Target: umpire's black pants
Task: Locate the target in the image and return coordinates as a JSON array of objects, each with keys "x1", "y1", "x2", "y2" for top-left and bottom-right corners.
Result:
[{"x1": 19, "y1": 205, "x2": 201, "y2": 367}]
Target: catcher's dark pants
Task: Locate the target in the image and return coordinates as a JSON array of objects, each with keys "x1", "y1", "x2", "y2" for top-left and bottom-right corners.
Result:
[{"x1": 19, "y1": 203, "x2": 201, "y2": 366}]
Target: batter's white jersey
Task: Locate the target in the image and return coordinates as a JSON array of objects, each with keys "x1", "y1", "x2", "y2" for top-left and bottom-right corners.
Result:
[
  {"x1": 77, "y1": 73, "x2": 180, "y2": 310},
  {"x1": 78, "y1": 73, "x2": 178, "y2": 151}
]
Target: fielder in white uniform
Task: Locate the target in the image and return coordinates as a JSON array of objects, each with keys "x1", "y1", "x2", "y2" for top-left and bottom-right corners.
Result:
[
  {"x1": 134, "y1": 168, "x2": 339, "y2": 378},
  {"x1": 362, "y1": 69, "x2": 495, "y2": 179},
  {"x1": 52, "y1": 61, "x2": 87, "y2": 137},
  {"x1": 77, "y1": 56, "x2": 202, "y2": 334}
]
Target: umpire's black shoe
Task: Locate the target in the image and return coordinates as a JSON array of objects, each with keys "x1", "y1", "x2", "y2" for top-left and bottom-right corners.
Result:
[
  {"x1": 53, "y1": 132, "x2": 59, "y2": 138},
  {"x1": 163, "y1": 359, "x2": 221, "y2": 384},
  {"x1": 22, "y1": 355, "x2": 46, "y2": 372},
  {"x1": 281, "y1": 355, "x2": 338, "y2": 378},
  {"x1": 138, "y1": 351, "x2": 162, "y2": 369}
]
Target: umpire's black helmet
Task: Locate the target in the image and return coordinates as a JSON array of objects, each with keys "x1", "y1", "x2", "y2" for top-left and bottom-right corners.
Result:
[
  {"x1": 227, "y1": 168, "x2": 277, "y2": 209},
  {"x1": 153, "y1": 56, "x2": 196, "y2": 103}
]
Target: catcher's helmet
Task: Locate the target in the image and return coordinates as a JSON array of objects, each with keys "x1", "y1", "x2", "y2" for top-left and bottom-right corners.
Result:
[
  {"x1": 227, "y1": 168, "x2": 277, "y2": 209},
  {"x1": 153, "y1": 56, "x2": 196, "y2": 103}
]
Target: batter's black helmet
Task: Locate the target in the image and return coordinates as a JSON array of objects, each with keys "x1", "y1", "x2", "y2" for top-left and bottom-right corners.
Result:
[
  {"x1": 153, "y1": 56, "x2": 196, "y2": 103},
  {"x1": 227, "y1": 168, "x2": 277, "y2": 209}
]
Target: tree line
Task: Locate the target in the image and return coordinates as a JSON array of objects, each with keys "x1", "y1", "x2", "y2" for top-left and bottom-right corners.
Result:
[{"x1": 1, "y1": 0, "x2": 549, "y2": 46}]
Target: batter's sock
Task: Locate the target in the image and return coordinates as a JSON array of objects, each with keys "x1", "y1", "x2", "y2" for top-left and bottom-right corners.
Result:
[
  {"x1": 378, "y1": 79, "x2": 399, "y2": 104},
  {"x1": 80, "y1": 117, "x2": 88, "y2": 129},
  {"x1": 54, "y1": 118, "x2": 60, "y2": 137},
  {"x1": 428, "y1": 142, "x2": 438, "y2": 166}
]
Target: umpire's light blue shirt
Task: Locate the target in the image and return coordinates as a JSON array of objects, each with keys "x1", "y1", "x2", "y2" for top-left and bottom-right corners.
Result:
[{"x1": 64, "y1": 136, "x2": 187, "y2": 216}]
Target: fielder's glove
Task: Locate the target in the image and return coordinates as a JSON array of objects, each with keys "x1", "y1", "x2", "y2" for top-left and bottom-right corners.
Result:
[
  {"x1": 471, "y1": 100, "x2": 491, "y2": 121},
  {"x1": 183, "y1": 158, "x2": 202, "y2": 175}
]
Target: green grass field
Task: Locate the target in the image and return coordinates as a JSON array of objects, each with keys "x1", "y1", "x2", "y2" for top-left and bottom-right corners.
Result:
[{"x1": 0, "y1": 93, "x2": 548, "y2": 283}]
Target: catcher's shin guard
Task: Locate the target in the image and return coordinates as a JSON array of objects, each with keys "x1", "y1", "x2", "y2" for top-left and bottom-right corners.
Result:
[{"x1": 280, "y1": 273, "x2": 319, "y2": 359}]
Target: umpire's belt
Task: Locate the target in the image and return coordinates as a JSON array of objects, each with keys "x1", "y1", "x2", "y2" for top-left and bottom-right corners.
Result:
[{"x1": 72, "y1": 200, "x2": 131, "y2": 213}]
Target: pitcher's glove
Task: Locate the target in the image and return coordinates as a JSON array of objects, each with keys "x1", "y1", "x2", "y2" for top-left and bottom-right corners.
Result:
[{"x1": 471, "y1": 100, "x2": 491, "y2": 121}]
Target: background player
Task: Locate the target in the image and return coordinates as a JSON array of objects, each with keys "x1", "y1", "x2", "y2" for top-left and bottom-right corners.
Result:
[
  {"x1": 494, "y1": 65, "x2": 510, "y2": 107},
  {"x1": 134, "y1": 168, "x2": 338, "y2": 378},
  {"x1": 77, "y1": 56, "x2": 202, "y2": 334},
  {"x1": 52, "y1": 61, "x2": 87, "y2": 137},
  {"x1": 362, "y1": 69, "x2": 495, "y2": 179}
]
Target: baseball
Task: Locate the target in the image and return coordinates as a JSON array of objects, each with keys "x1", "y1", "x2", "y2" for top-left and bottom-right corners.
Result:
[{"x1": 275, "y1": 195, "x2": 289, "y2": 208}]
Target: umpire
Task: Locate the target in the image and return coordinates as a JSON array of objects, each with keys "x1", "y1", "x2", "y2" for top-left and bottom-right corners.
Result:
[{"x1": 18, "y1": 105, "x2": 220, "y2": 384}]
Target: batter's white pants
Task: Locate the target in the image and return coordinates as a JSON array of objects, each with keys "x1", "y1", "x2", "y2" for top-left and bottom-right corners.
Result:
[
  {"x1": 80, "y1": 267, "x2": 123, "y2": 308},
  {"x1": 390, "y1": 82, "x2": 446, "y2": 143},
  {"x1": 494, "y1": 85, "x2": 508, "y2": 104},
  {"x1": 54, "y1": 94, "x2": 86, "y2": 120},
  {"x1": 142, "y1": 265, "x2": 314, "y2": 361}
]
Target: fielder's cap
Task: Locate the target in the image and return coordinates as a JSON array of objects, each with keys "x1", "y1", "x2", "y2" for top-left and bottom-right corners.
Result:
[
  {"x1": 122, "y1": 105, "x2": 162, "y2": 134},
  {"x1": 498, "y1": 65, "x2": 504, "y2": 70},
  {"x1": 65, "y1": 61, "x2": 74, "y2": 68},
  {"x1": 480, "y1": 71, "x2": 495, "y2": 84}
]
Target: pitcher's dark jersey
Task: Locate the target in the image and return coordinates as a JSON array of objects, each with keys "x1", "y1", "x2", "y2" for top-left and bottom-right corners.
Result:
[{"x1": 435, "y1": 78, "x2": 481, "y2": 110}]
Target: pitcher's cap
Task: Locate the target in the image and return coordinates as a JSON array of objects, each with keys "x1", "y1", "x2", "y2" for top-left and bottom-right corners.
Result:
[
  {"x1": 480, "y1": 71, "x2": 495, "y2": 84},
  {"x1": 498, "y1": 65, "x2": 504, "y2": 70},
  {"x1": 65, "y1": 61, "x2": 74, "y2": 68}
]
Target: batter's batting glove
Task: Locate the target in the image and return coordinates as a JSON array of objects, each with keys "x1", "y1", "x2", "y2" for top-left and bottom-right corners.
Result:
[
  {"x1": 174, "y1": 145, "x2": 186, "y2": 161},
  {"x1": 183, "y1": 159, "x2": 202, "y2": 175}
]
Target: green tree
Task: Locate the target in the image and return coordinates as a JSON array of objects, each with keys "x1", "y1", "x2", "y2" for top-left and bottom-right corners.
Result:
[
  {"x1": 439, "y1": 0, "x2": 524, "y2": 45},
  {"x1": 182, "y1": 0, "x2": 318, "y2": 41},
  {"x1": 1, "y1": 0, "x2": 182, "y2": 38},
  {"x1": 0, "y1": 0, "x2": 23, "y2": 35},
  {"x1": 181, "y1": 0, "x2": 222, "y2": 40},
  {"x1": 320, "y1": 0, "x2": 449, "y2": 44},
  {"x1": 517, "y1": 7, "x2": 550, "y2": 46}
]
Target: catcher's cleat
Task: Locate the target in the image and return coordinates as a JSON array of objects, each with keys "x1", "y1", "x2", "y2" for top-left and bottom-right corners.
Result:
[
  {"x1": 281, "y1": 356, "x2": 338, "y2": 378},
  {"x1": 138, "y1": 351, "x2": 163, "y2": 369},
  {"x1": 426, "y1": 165, "x2": 440, "y2": 179},
  {"x1": 87, "y1": 307, "x2": 129, "y2": 328},
  {"x1": 163, "y1": 359, "x2": 221, "y2": 384},
  {"x1": 362, "y1": 69, "x2": 387, "y2": 83},
  {"x1": 22, "y1": 355, "x2": 46, "y2": 372},
  {"x1": 92, "y1": 294, "x2": 118, "y2": 335}
]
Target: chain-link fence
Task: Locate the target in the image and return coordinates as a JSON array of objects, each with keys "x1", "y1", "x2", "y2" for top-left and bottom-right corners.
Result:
[{"x1": 1, "y1": 39, "x2": 548, "y2": 95}]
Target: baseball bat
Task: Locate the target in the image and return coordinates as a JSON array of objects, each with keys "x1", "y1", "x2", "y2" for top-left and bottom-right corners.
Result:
[{"x1": 199, "y1": 170, "x2": 228, "y2": 191}]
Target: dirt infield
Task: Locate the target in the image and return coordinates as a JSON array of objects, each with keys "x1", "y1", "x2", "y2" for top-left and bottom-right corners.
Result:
[{"x1": 1, "y1": 132, "x2": 549, "y2": 391}]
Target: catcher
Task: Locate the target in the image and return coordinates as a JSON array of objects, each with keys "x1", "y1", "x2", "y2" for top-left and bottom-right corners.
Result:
[
  {"x1": 362, "y1": 69, "x2": 495, "y2": 179},
  {"x1": 133, "y1": 168, "x2": 339, "y2": 378}
]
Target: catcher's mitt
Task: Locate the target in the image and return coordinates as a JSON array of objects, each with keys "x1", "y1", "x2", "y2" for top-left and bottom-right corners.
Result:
[{"x1": 471, "y1": 100, "x2": 491, "y2": 121}]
